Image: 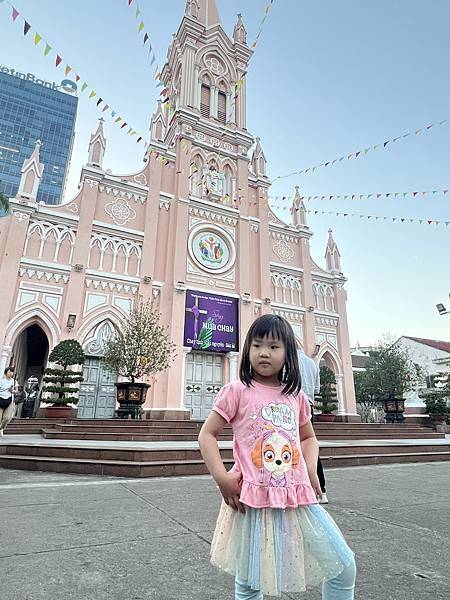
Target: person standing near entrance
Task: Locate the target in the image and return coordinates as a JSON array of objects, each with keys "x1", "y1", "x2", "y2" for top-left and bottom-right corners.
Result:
[
  {"x1": 297, "y1": 349, "x2": 328, "y2": 504},
  {"x1": 0, "y1": 367, "x2": 17, "y2": 436}
]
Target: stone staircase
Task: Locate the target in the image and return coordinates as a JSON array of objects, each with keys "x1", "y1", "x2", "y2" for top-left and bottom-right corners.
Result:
[{"x1": 0, "y1": 418, "x2": 448, "y2": 477}]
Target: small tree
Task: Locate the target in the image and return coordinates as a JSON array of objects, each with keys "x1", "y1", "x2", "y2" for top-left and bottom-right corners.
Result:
[
  {"x1": 354, "y1": 369, "x2": 383, "y2": 423},
  {"x1": 102, "y1": 299, "x2": 176, "y2": 383},
  {"x1": 316, "y1": 366, "x2": 338, "y2": 414},
  {"x1": 42, "y1": 340, "x2": 86, "y2": 406},
  {"x1": 363, "y1": 338, "x2": 422, "y2": 400}
]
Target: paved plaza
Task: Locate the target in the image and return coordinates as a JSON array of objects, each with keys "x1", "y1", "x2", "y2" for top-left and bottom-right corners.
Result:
[{"x1": 0, "y1": 462, "x2": 448, "y2": 600}]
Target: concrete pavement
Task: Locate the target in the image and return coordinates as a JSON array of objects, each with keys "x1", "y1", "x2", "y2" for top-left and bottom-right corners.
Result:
[{"x1": 0, "y1": 462, "x2": 448, "y2": 599}]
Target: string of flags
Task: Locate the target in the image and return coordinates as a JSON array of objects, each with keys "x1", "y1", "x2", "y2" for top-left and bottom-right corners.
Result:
[
  {"x1": 1, "y1": 0, "x2": 149, "y2": 146},
  {"x1": 125, "y1": 0, "x2": 167, "y2": 99},
  {"x1": 267, "y1": 188, "x2": 449, "y2": 204},
  {"x1": 295, "y1": 208, "x2": 450, "y2": 228},
  {"x1": 271, "y1": 117, "x2": 449, "y2": 182}
]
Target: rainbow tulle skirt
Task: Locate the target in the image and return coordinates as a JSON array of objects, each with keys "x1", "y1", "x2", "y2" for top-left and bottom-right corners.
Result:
[{"x1": 211, "y1": 501, "x2": 354, "y2": 597}]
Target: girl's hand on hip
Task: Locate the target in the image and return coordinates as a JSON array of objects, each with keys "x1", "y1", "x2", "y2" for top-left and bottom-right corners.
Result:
[
  {"x1": 217, "y1": 471, "x2": 245, "y2": 513},
  {"x1": 308, "y1": 470, "x2": 323, "y2": 501}
]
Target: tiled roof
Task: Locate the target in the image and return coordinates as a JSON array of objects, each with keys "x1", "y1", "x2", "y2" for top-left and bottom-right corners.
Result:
[{"x1": 403, "y1": 336, "x2": 450, "y2": 354}]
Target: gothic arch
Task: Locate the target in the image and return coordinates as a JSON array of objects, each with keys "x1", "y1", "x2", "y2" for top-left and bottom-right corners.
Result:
[
  {"x1": 5, "y1": 307, "x2": 60, "y2": 350},
  {"x1": 317, "y1": 347, "x2": 342, "y2": 374},
  {"x1": 82, "y1": 319, "x2": 119, "y2": 356},
  {"x1": 78, "y1": 307, "x2": 126, "y2": 345}
]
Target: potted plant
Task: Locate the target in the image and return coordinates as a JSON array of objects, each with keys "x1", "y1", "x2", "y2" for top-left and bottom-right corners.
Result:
[
  {"x1": 419, "y1": 372, "x2": 450, "y2": 432},
  {"x1": 102, "y1": 298, "x2": 176, "y2": 419},
  {"x1": 41, "y1": 340, "x2": 86, "y2": 418},
  {"x1": 315, "y1": 366, "x2": 338, "y2": 422}
]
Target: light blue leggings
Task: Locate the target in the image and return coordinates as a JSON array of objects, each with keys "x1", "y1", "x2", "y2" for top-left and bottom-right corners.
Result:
[{"x1": 235, "y1": 557, "x2": 356, "y2": 600}]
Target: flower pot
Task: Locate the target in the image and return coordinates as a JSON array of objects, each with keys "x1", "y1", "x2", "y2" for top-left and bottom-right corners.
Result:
[
  {"x1": 315, "y1": 413, "x2": 336, "y2": 423},
  {"x1": 45, "y1": 406, "x2": 74, "y2": 419},
  {"x1": 114, "y1": 382, "x2": 150, "y2": 419},
  {"x1": 429, "y1": 413, "x2": 448, "y2": 433}
]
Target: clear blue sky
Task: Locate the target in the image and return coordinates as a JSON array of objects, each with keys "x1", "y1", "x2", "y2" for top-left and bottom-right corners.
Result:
[{"x1": 2, "y1": 0, "x2": 449, "y2": 346}]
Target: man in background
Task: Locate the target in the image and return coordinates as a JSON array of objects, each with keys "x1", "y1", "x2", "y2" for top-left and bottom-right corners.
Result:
[{"x1": 297, "y1": 349, "x2": 328, "y2": 503}]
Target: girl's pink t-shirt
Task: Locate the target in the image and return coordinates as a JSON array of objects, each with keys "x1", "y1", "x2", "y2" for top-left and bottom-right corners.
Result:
[{"x1": 213, "y1": 379, "x2": 318, "y2": 509}]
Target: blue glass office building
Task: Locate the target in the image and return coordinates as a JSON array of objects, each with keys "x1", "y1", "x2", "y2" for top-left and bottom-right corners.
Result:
[{"x1": 0, "y1": 66, "x2": 78, "y2": 205}]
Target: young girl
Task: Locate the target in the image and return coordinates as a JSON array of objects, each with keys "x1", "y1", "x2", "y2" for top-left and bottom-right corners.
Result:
[{"x1": 198, "y1": 315, "x2": 356, "y2": 599}]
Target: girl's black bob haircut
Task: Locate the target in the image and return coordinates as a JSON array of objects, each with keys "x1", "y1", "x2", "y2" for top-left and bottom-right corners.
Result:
[{"x1": 239, "y1": 314, "x2": 301, "y2": 396}]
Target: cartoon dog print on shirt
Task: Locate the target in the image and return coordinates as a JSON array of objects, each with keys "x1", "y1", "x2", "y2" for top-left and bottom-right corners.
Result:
[{"x1": 251, "y1": 428, "x2": 299, "y2": 487}]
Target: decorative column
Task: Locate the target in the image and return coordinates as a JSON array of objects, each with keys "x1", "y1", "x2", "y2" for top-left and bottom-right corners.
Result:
[
  {"x1": 228, "y1": 352, "x2": 240, "y2": 382},
  {"x1": 194, "y1": 65, "x2": 200, "y2": 108},
  {"x1": 180, "y1": 346, "x2": 191, "y2": 408},
  {"x1": 0, "y1": 345, "x2": 12, "y2": 375},
  {"x1": 335, "y1": 374, "x2": 346, "y2": 415},
  {"x1": 210, "y1": 85, "x2": 218, "y2": 118}
]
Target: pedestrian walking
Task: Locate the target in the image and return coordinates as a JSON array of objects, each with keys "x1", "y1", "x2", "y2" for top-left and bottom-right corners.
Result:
[
  {"x1": 0, "y1": 367, "x2": 17, "y2": 436},
  {"x1": 14, "y1": 384, "x2": 26, "y2": 417},
  {"x1": 199, "y1": 315, "x2": 356, "y2": 599},
  {"x1": 298, "y1": 349, "x2": 329, "y2": 503}
]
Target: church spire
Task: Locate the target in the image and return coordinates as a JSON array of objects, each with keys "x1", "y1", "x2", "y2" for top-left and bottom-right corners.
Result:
[
  {"x1": 233, "y1": 13, "x2": 247, "y2": 44},
  {"x1": 16, "y1": 140, "x2": 44, "y2": 202},
  {"x1": 185, "y1": 0, "x2": 221, "y2": 28},
  {"x1": 87, "y1": 118, "x2": 106, "y2": 168},
  {"x1": 325, "y1": 228, "x2": 342, "y2": 274},
  {"x1": 292, "y1": 185, "x2": 307, "y2": 227}
]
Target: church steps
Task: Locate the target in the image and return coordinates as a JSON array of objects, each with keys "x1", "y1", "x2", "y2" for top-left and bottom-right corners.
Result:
[
  {"x1": 38, "y1": 429, "x2": 443, "y2": 442},
  {"x1": 0, "y1": 442, "x2": 449, "y2": 477}
]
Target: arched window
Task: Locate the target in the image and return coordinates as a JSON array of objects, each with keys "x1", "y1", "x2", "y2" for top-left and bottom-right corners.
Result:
[
  {"x1": 218, "y1": 91, "x2": 227, "y2": 123},
  {"x1": 200, "y1": 84, "x2": 211, "y2": 118}
]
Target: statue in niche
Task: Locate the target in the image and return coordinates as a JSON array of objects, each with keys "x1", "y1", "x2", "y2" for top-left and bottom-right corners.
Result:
[{"x1": 202, "y1": 165, "x2": 225, "y2": 199}]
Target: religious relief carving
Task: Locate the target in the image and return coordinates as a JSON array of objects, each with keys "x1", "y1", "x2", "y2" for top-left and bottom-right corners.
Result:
[
  {"x1": 196, "y1": 132, "x2": 206, "y2": 142},
  {"x1": 273, "y1": 239, "x2": 294, "y2": 263},
  {"x1": 105, "y1": 197, "x2": 137, "y2": 226},
  {"x1": 210, "y1": 137, "x2": 220, "y2": 147}
]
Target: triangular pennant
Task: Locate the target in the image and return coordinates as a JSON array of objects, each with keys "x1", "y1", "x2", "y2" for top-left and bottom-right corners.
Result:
[
  {"x1": 138, "y1": 21, "x2": 144, "y2": 33},
  {"x1": 55, "y1": 54, "x2": 62, "y2": 67},
  {"x1": 44, "y1": 43, "x2": 52, "y2": 56},
  {"x1": 12, "y1": 7, "x2": 19, "y2": 21},
  {"x1": 143, "y1": 33, "x2": 149, "y2": 44},
  {"x1": 135, "y1": 5, "x2": 140, "y2": 18},
  {"x1": 65, "y1": 65, "x2": 72, "y2": 76},
  {"x1": 89, "y1": 90, "x2": 96, "y2": 99},
  {"x1": 34, "y1": 33, "x2": 42, "y2": 45},
  {"x1": 96, "y1": 98, "x2": 103, "y2": 106},
  {"x1": 76, "y1": 74, "x2": 81, "y2": 82},
  {"x1": 102, "y1": 104, "x2": 109, "y2": 112},
  {"x1": 137, "y1": 136, "x2": 142, "y2": 143},
  {"x1": 23, "y1": 21, "x2": 31, "y2": 36},
  {"x1": 81, "y1": 82, "x2": 88, "y2": 92}
]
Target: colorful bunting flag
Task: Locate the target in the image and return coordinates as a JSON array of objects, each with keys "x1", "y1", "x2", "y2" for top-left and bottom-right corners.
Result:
[{"x1": 272, "y1": 117, "x2": 449, "y2": 182}]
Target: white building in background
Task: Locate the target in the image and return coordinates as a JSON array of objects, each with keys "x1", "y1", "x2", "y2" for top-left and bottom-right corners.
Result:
[{"x1": 394, "y1": 336, "x2": 450, "y2": 407}]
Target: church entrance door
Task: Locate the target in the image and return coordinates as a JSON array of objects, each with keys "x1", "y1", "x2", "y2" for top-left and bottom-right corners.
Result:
[
  {"x1": 184, "y1": 352, "x2": 224, "y2": 420},
  {"x1": 77, "y1": 357, "x2": 116, "y2": 418}
]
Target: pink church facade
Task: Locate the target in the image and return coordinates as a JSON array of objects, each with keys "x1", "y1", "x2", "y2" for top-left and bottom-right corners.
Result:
[{"x1": 0, "y1": 0, "x2": 357, "y2": 420}]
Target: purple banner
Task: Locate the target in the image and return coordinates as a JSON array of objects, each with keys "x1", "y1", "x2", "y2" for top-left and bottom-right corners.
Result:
[{"x1": 184, "y1": 290, "x2": 239, "y2": 353}]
